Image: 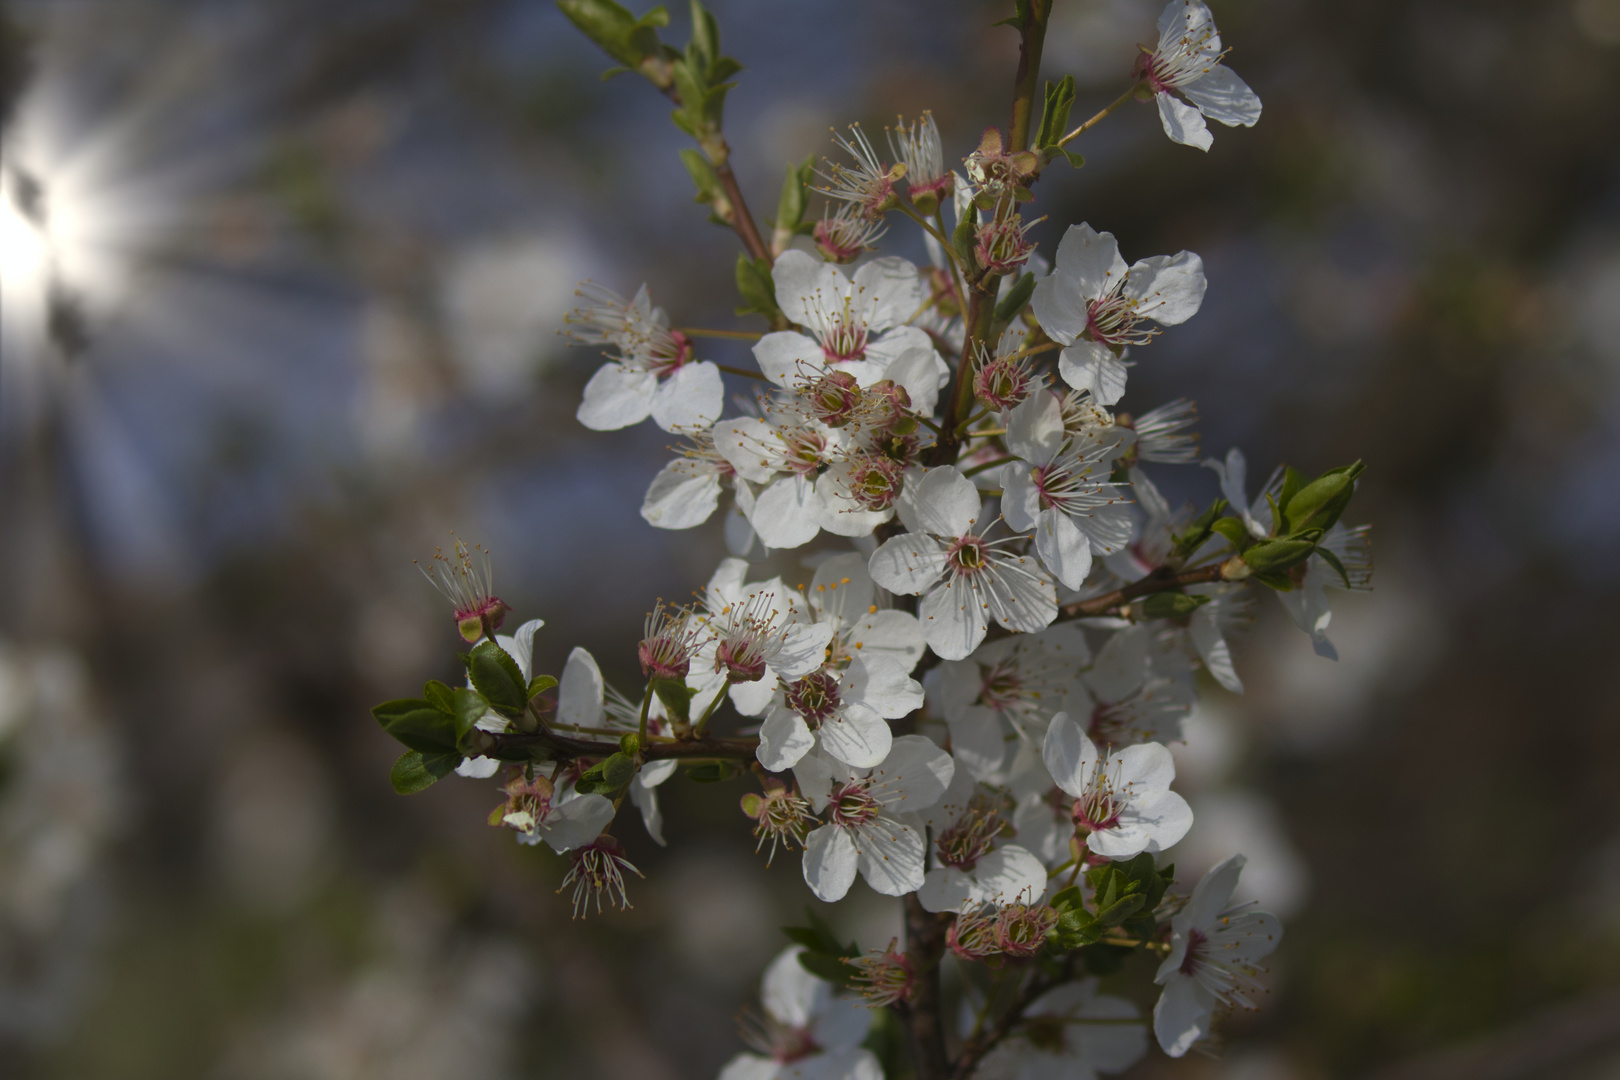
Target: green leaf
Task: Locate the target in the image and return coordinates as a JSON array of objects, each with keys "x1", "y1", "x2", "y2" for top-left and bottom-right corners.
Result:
[
  {"x1": 1211, "y1": 517, "x2": 1251, "y2": 549},
  {"x1": 993, "y1": 272, "x2": 1036, "y2": 324},
  {"x1": 1142, "y1": 592, "x2": 1211, "y2": 619},
  {"x1": 451, "y1": 687, "x2": 488, "y2": 743},
  {"x1": 1035, "y1": 75, "x2": 1075, "y2": 151},
  {"x1": 783, "y1": 909, "x2": 859, "y2": 984},
  {"x1": 776, "y1": 162, "x2": 807, "y2": 235},
  {"x1": 797, "y1": 952, "x2": 855, "y2": 985},
  {"x1": 686, "y1": 760, "x2": 744, "y2": 782},
  {"x1": 950, "y1": 209, "x2": 977, "y2": 269},
  {"x1": 1284, "y1": 460, "x2": 1365, "y2": 536},
  {"x1": 654, "y1": 678, "x2": 698, "y2": 724},
  {"x1": 422, "y1": 679, "x2": 457, "y2": 714},
  {"x1": 688, "y1": 0, "x2": 718, "y2": 68},
  {"x1": 526, "y1": 674, "x2": 558, "y2": 699},
  {"x1": 1172, "y1": 498, "x2": 1228, "y2": 559},
  {"x1": 1314, "y1": 544, "x2": 1354, "y2": 589},
  {"x1": 1276, "y1": 465, "x2": 1308, "y2": 523},
  {"x1": 1241, "y1": 537, "x2": 1318, "y2": 576},
  {"x1": 735, "y1": 253, "x2": 779, "y2": 318},
  {"x1": 390, "y1": 749, "x2": 458, "y2": 794},
  {"x1": 372, "y1": 698, "x2": 459, "y2": 754},
  {"x1": 575, "y1": 751, "x2": 640, "y2": 795},
  {"x1": 465, "y1": 640, "x2": 528, "y2": 717},
  {"x1": 557, "y1": 0, "x2": 670, "y2": 76}
]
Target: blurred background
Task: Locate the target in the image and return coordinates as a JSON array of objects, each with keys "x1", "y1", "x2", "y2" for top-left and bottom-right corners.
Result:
[{"x1": 3, "y1": 0, "x2": 1620, "y2": 1077}]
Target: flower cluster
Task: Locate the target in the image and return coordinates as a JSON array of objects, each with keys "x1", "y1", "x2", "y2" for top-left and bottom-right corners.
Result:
[{"x1": 375, "y1": 3, "x2": 1362, "y2": 1078}]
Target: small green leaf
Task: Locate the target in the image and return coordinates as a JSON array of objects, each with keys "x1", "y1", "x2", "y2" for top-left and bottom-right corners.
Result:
[
  {"x1": 451, "y1": 687, "x2": 488, "y2": 742},
  {"x1": 557, "y1": 0, "x2": 670, "y2": 80},
  {"x1": 797, "y1": 952, "x2": 855, "y2": 985},
  {"x1": 1035, "y1": 75, "x2": 1075, "y2": 151},
  {"x1": 993, "y1": 272, "x2": 1036, "y2": 324},
  {"x1": 373, "y1": 698, "x2": 459, "y2": 754},
  {"x1": 423, "y1": 679, "x2": 456, "y2": 714},
  {"x1": 1241, "y1": 537, "x2": 1318, "y2": 576},
  {"x1": 1142, "y1": 592, "x2": 1211, "y2": 619},
  {"x1": 390, "y1": 749, "x2": 458, "y2": 794},
  {"x1": 575, "y1": 751, "x2": 640, "y2": 795},
  {"x1": 526, "y1": 674, "x2": 558, "y2": 699},
  {"x1": 654, "y1": 678, "x2": 698, "y2": 723},
  {"x1": 1211, "y1": 517, "x2": 1251, "y2": 549},
  {"x1": 1284, "y1": 460, "x2": 1365, "y2": 536},
  {"x1": 465, "y1": 640, "x2": 528, "y2": 717},
  {"x1": 685, "y1": 760, "x2": 744, "y2": 783},
  {"x1": 1172, "y1": 498, "x2": 1228, "y2": 558},
  {"x1": 735, "y1": 253, "x2": 779, "y2": 318},
  {"x1": 1314, "y1": 544, "x2": 1354, "y2": 589}
]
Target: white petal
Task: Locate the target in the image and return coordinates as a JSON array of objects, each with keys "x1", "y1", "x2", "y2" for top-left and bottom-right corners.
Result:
[
  {"x1": 808, "y1": 1000, "x2": 873, "y2": 1055},
  {"x1": 971, "y1": 845, "x2": 1048, "y2": 907},
  {"x1": 818, "y1": 702, "x2": 893, "y2": 769},
  {"x1": 854, "y1": 819, "x2": 926, "y2": 896},
  {"x1": 1113, "y1": 739, "x2": 1177, "y2": 793},
  {"x1": 753, "y1": 475, "x2": 824, "y2": 549},
  {"x1": 456, "y1": 755, "x2": 499, "y2": 778},
  {"x1": 791, "y1": 1049, "x2": 882, "y2": 1080},
  {"x1": 1004, "y1": 389, "x2": 1066, "y2": 466},
  {"x1": 729, "y1": 675, "x2": 779, "y2": 718},
  {"x1": 1180, "y1": 853, "x2": 1246, "y2": 931},
  {"x1": 1124, "y1": 252, "x2": 1207, "y2": 327},
  {"x1": 1153, "y1": 976, "x2": 1215, "y2": 1057},
  {"x1": 846, "y1": 655, "x2": 924, "y2": 718},
  {"x1": 1088, "y1": 627, "x2": 1148, "y2": 703},
  {"x1": 1190, "y1": 606, "x2": 1243, "y2": 692},
  {"x1": 753, "y1": 330, "x2": 826, "y2": 389},
  {"x1": 999, "y1": 461, "x2": 1044, "y2": 534},
  {"x1": 880, "y1": 345, "x2": 942, "y2": 417},
  {"x1": 852, "y1": 256, "x2": 925, "y2": 331},
  {"x1": 946, "y1": 704, "x2": 1007, "y2": 781},
  {"x1": 916, "y1": 866, "x2": 975, "y2": 913},
  {"x1": 1041, "y1": 713, "x2": 1099, "y2": 799},
  {"x1": 920, "y1": 577, "x2": 989, "y2": 661},
  {"x1": 649, "y1": 361, "x2": 724, "y2": 432},
  {"x1": 896, "y1": 465, "x2": 981, "y2": 537},
  {"x1": 1033, "y1": 224, "x2": 1127, "y2": 344},
  {"x1": 869, "y1": 534, "x2": 948, "y2": 596},
  {"x1": 810, "y1": 551, "x2": 876, "y2": 618},
  {"x1": 773, "y1": 249, "x2": 844, "y2": 331},
  {"x1": 539, "y1": 792, "x2": 615, "y2": 852},
  {"x1": 1094, "y1": 789, "x2": 1193, "y2": 857},
  {"x1": 641, "y1": 459, "x2": 722, "y2": 529},
  {"x1": 1182, "y1": 63, "x2": 1262, "y2": 128},
  {"x1": 1034, "y1": 507, "x2": 1095, "y2": 591},
  {"x1": 758, "y1": 706, "x2": 816, "y2": 771},
  {"x1": 577, "y1": 362, "x2": 657, "y2": 430},
  {"x1": 761, "y1": 945, "x2": 829, "y2": 1028},
  {"x1": 628, "y1": 774, "x2": 667, "y2": 845},
  {"x1": 816, "y1": 472, "x2": 894, "y2": 537},
  {"x1": 803, "y1": 824, "x2": 859, "y2": 902},
  {"x1": 718, "y1": 1055, "x2": 780, "y2": 1080},
  {"x1": 1081, "y1": 501, "x2": 1137, "y2": 555},
  {"x1": 502, "y1": 618, "x2": 544, "y2": 681},
  {"x1": 774, "y1": 622, "x2": 836, "y2": 680},
  {"x1": 715, "y1": 417, "x2": 782, "y2": 484},
  {"x1": 845, "y1": 610, "x2": 927, "y2": 674},
  {"x1": 870, "y1": 733, "x2": 956, "y2": 811},
  {"x1": 986, "y1": 554, "x2": 1058, "y2": 634},
  {"x1": 1156, "y1": 90, "x2": 1213, "y2": 151},
  {"x1": 1057, "y1": 340, "x2": 1132, "y2": 406},
  {"x1": 558, "y1": 646, "x2": 605, "y2": 728}
]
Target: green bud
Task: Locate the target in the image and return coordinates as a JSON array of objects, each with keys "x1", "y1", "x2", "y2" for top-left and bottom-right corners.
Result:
[
  {"x1": 1142, "y1": 592, "x2": 1211, "y2": 619},
  {"x1": 619, "y1": 732, "x2": 643, "y2": 755},
  {"x1": 739, "y1": 792, "x2": 764, "y2": 818},
  {"x1": 1240, "y1": 537, "x2": 1318, "y2": 576},
  {"x1": 1284, "y1": 460, "x2": 1365, "y2": 536}
]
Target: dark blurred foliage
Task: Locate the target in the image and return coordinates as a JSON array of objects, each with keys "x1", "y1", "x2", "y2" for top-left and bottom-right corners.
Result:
[{"x1": 2, "y1": 1, "x2": 1620, "y2": 1078}]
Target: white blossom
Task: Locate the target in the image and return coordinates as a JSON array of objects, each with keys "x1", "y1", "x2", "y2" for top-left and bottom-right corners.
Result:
[
  {"x1": 1153, "y1": 854, "x2": 1282, "y2": 1057},
  {"x1": 869, "y1": 466, "x2": 1058, "y2": 661},
  {"x1": 690, "y1": 559, "x2": 834, "y2": 718},
  {"x1": 755, "y1": 250, "x2": 944, "y2": 392},
  {"x1": 909, "y1": 770, "x2": 1048, "y2": 913},
  {"x1": 565, "y1": 283, "x2": 723, "y2": 433},
  {"x1": 1141, "y1": 1, "x2": 1263, "y2": 153},
  {"x1": 1001, "y1": 390, "x2": 1135, "y2": 590},
  {"x1": 1042, "y1": 712, "x2": 1193, "y2": 859},
  {"x1": 974, "y1": 978, "x2": 1146, "y2": 1080},
  {"x1": 794, "y1": 736, "x2": 955, "y2": 901},
  {"x1": 933, "y1": 626, "x2": 1089, "y2": 780},
  {"x1": 1274, "y1": 523, "x2": 1374, "y2": 660},
  {"x1": 1031, "y1": 224, "x2": 1205, "y2": 406},
  {"x1": 719, "y1": 946, "x2": 879, "y2": 1080}
]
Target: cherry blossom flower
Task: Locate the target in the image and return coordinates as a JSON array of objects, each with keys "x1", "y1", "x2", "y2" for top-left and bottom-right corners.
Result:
[
  {"x1": 689, "y1": 559, "x2": 834, "y2": 719},
  {"x1": 1042, "y1": 712, "x2": 1193, "y2": 860},
  {"x1": 912, "y1": 780, "x2": 1048, "y2": 913},
  {"x1": 719, "y1": 945, "x2": 879, "y2": 1080},
  {"x1": 754, "y1": 250, "x2": 942, "y2": 392},
  {"x1": 1156, "y1": 583, "x2": 1252, "y2": 693},
  {"x1": 869, "y1": 466, "x2": 1058, "y2": 661},
  {"x1": 1001, "y1": 390, "x2": 1135, "y2": 590},
  {"x1": 1202, "y1": 446, "x2": 1278, "y2": 539},
  {"x1": 817, "y1": 124, "x2": 903, "y2": 220},
  {"x1": 715, "y1": 412, "x2": 850, "y2": 549},
  {"x1": 1153, "y1": 854, "x2": 1282, "y2": 1057},
  {"x1": 933, "y1": 626, "x2": 1090, "y2": 779},
  {"x1": 565, "y1": 282, "x2": 723, "y2": 433},
  {"x1": 793, "y1": 736, "x2": 955, "y2": 901},
  {"x1": 1031, "y1": 224, "x2": 1206, "y2": 406},
  {"x1": 420, "y1": 539, "x2": 510, "y2": 644},
  {"x1": 641, "y1": 430, "x2": 736, "y2": 530},
  {"x1": 490, "y1": 768, "x2": 615, "y2": 854},
  {"x1": 1138, "y1": 1, "x2": 1262, "y2": 153},
  {"x1": 975, "y1": 978, "x2": 1146, "y2": 1080}
]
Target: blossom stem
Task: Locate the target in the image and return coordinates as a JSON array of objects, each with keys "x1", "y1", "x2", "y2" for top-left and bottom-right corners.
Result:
[
  {"x1": 965, "y1": 427, "x2": 1007, "y2": 439},
  {"x1": 1007, "y1": 0, "x2": 1054, "y2": 151},
  {"x1": 929, "y1": 290, "x2": 996, "y2": 466},
  {"x1": 1056, "y1": 85, "x2": 1139, "y2": 149},
  {"x1": 638, "y1": 683, "x2": 653, "y2": 743},
  {"x1": 716, "y1": 162, "x2": 773, "y2": 266},
  {"x1": 959, "y1": 455, "x2": 1012, "y2": 479},
  {"x1": 1008, "y1": 340, "x2": 1059, "y2": 361},
  {"x1": 691, "y1": 685, "x2": 726, "y2": 738},
  {"x1": 677, "y1": 327, "x2": 764, "y2": 341},
  {"x1": 935, "y1": 207, "x2": 969, "y2": 310},
  {"x1": 712, "y1": 363, "x2": 772, "y2": 382},
  {"x1": 1059, "y1": 563, "x2": 1223, "y2": 620}
]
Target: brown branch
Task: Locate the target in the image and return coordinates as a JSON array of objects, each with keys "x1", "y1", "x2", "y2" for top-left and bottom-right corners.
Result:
[
  {"x1": 483, "y1": 730, "x2": 758, "y2": 763},
  {"x1": 716, "y1": 162, "x2": 772, "y2": 265},
  {"x1": 1060, "y1": 562, "x2": 1225, "y2": 620},
  {"x1": 900, "y1": 895, "x2": 952, "y2": 1080},
  {"x1": 1007, "y1": 0, "x2": 1054, "y2": 152},
  {"x1": 928, "y1": 290, "x2": 994, "y2": 466},
  {"x1": 952, "y1": 956, "x2": 1074, "y2": 1080}
]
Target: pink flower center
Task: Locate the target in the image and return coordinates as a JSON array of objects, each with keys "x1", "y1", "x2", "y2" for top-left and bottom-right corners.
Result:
[
  {"x1": 829, "y1": 781, "x2": 881, "y2": 828},
  {"x1": 821, "y1": 317, "x2": 869, "y2": 363},
  {"x1": 786, "y1": 670, "x2": 841, "y2": 725},
  {"x1": 946, "y1": 534, "x2": 990, "y2": 577}
]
